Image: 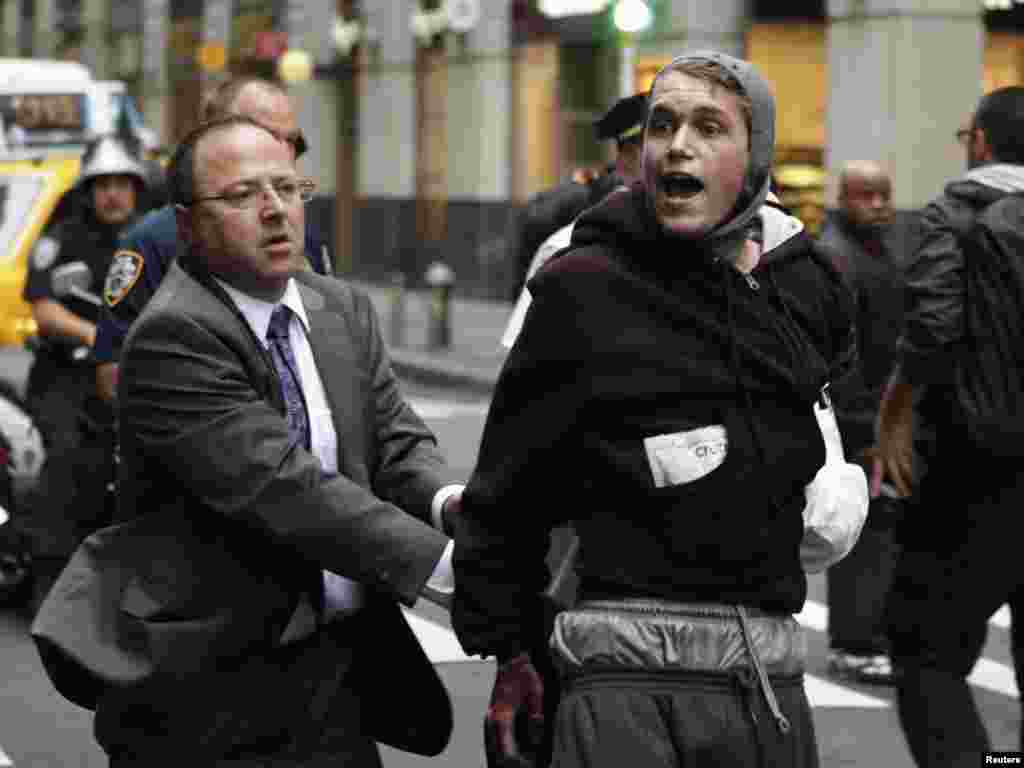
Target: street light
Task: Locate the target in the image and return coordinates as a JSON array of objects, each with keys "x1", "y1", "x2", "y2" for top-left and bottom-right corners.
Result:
[
  {"x1": 613, "y1": 0, "x2": 652, "y2": 97},
  {"x1": 613, "y1": 0, "x2": 652, "y2": 34},
  {"x1": 278, "y1": 48, "x2": 313, "y2": 83}
]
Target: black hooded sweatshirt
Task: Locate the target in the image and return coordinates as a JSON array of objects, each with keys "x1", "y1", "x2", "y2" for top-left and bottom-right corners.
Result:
[{"x1": 453, "y1": 184, "x2": 856, "y2": 661}]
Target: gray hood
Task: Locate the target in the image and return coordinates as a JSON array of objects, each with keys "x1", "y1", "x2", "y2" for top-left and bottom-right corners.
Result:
[
  {"x1": 648, "y1": 50, "x2": 775, "y2": 249},
  {"x1": 961, "y1": 163, "x2": 1024, "y2": 194}
]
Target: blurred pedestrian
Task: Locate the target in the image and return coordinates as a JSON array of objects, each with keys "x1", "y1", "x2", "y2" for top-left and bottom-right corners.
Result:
[
  {"x1": 451, "y1": 50, "x2": 867, "y2": 768},
  {"x1": 507, "y1": 93, "x2": 648, "y2": 301},
  {"x1": 502, "y1": 92, "x2": 647, "y2": 348},
  {"x1": 93, "y1": 75, "x2": 330, "y2": 404},
  {"x1": 33, "y1": 115, "x2": 461, "y2": 765},
  {"x1": 19, "y1": 137, "x2": 147, "y2": 614},
  {"x1": 874, "y1": 86, "x2": 1024, "y2": 766},
  {"x1": 819, "y1": 160, "x2": 903, "y2": 685}
]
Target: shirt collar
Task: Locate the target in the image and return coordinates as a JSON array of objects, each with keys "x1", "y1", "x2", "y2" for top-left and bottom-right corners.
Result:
[{"x1": 214, "y1": 277, "x2": 311, "y2": 343}]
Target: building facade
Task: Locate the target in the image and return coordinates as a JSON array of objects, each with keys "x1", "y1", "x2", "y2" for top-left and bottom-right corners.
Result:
[{"x1": 0, "y1": 0, "x2": 1020, "y2": 298}]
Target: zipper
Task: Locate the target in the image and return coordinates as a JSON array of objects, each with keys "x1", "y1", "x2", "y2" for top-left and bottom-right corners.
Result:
[{"x1": 743, "y1": 273, "x2": 760, "y2": 291}]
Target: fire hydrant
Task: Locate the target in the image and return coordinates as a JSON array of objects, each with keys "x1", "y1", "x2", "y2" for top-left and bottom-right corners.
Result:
[{"x1": 424, "y1": 261, "x2": 455, "y2": 350}]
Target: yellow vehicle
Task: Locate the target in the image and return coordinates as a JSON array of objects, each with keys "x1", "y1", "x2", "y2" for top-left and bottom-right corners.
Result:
[{"x1": 0, "y1": 153, "x2": 80, "y2": 346}]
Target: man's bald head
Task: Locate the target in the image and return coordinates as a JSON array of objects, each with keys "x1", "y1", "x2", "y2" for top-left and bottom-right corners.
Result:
[
  {"x1": 199, "y1": 77, "x2": 306, "y2": 160},
  {"x1": 838, "y1": 160, "x2": 892, "y2": 234}
]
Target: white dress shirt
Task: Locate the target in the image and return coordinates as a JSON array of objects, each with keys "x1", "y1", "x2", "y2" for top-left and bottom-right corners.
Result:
[{"x1": 216, "y1": 278, "x2": 457, "y2": 620}]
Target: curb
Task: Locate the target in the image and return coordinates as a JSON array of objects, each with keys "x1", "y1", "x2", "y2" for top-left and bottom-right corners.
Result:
[{"x1": 390, "y1": 350, "x2": 497, "y2": 397}]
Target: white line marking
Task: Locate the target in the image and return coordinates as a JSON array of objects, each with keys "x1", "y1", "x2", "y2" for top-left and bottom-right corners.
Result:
[
  {"x1": 804, "y1": 673, "x2": 890, "y2": 708},
  {"x1": 407, "y1": 397, "x2": 488, "y2": 421},
  {"x1": 0, "y1": 744, "x2": 12, "y2": 766},
  {"x1": 403, "y1": 609, "x2": 475, "y2": 663},
  {"x1": 969, "y1": 657, "x2": 1019, "y2": 698},
  {"x1": 799, "y1": 600, "x2": 1019, "y2": 698},
  {"x1": 798, "y1": 599, "x2": 1012, "y2": 634}
]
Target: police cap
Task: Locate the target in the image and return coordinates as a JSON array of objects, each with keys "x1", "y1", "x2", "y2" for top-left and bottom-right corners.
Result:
[{"x1": 594, "y1": 93, "x2": 648, "y2": 144}]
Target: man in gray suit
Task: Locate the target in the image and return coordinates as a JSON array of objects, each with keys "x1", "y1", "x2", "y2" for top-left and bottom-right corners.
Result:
[{"x1": 33, "y1": 115, "x2": 462, "y2": 766}]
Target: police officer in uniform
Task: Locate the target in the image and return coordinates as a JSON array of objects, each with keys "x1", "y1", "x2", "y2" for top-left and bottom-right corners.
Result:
[
  {"x1": 20, "y1": 137, "x2": 146, "y2": 612},
  {"x1": 93, "y1": 76, "x2": 330, "y2": 403}
]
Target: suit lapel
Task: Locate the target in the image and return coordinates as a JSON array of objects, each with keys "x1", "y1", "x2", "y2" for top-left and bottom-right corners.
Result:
[{"x1": 298, "y1": 282, "x2": 363, "y2": 478}]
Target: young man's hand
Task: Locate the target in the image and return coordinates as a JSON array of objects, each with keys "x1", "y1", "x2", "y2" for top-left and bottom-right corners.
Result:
[{"x1": 484, "y1": 652, "x2": 545, "y2": 768}]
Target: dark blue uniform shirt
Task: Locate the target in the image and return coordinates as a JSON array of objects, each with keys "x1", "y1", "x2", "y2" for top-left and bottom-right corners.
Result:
[{"x1": 93, "y1": 205, "x2": 330, "y2": 363}]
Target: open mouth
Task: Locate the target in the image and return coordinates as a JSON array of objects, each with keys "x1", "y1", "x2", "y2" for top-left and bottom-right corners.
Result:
[
  {"x1": 263, "y1": 233, "x2": 291, "y2": 248},
  {"x1": 661, "y1": 173, "x2": 704, "y2": 200}
]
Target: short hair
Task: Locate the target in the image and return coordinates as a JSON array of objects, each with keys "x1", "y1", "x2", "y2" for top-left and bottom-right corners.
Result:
[
  {"x1": 650, "y1": 59, "x2": 753, "y2": 136},
  {"x1": 974, "y1": 86, "x2": 1024, "y2": 164},
  {"x1": 200, "y1": 76, "x2": 288, "y2": 122},
  {"x1": 166, "y1": 115, "x2": 273, "y2": 206}
]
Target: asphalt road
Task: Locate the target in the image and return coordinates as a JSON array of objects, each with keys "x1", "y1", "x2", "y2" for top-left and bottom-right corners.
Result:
[{"x1": 0, "y1": 380, "x2": 1019, "y2": 767}]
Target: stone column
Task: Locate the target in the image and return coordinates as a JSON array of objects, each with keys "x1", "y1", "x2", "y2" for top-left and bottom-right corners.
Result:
[
  {"x1": 2, "y1": 0, "x2": 19, "y2": 56},
  {"x1": 140, "y1": 0, "x2": 170, "y2": 146},
  {"x1": 33, "y1": 0, "x2": 56, "y2": 58},
  {"x1": 827, "y1": 0, "x2": 983, "y2": 211},
  {"x1": 81, "y1": 0, "x2": 109, "y2": 76},
  {"x1": 641, "y1": 0, "x2": 747, "y2": 62}
]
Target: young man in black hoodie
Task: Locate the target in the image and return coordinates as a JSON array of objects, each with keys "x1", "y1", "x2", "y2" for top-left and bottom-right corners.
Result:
[{"x1": 451, "y1": 51, "x2": 866, "y2": 768}]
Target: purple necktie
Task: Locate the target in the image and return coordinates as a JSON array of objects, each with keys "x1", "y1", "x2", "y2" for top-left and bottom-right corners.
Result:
[{"x1": 266, "y1": 305, "x2": 310, "y2": 452}]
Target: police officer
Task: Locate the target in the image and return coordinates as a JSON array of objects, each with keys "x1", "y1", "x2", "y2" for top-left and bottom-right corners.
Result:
[
  {"x1": 20, "y1": 136, "x2": 146, "y2": 611},
  {"x1": 93, "y1": 75, "x2": 331, "y2": 403},
  {"x1": 508, "y1": 93, "x2": 647, "y2": 300}
]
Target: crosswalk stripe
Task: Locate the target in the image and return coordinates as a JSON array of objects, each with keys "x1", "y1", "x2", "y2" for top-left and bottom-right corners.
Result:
[
  {"x1": 798, "y1": 600, "x2": 1019, "y2": 699},
  {"x1": 403, "y1": 609, "x2": 475, "y2": 663},
  {"x1": 969, "y1": 658, "x2": 1020, "y2": 698},
  {"x1": 804, "y1": 674, "x2": 889, "y2": 708},
  {"x1": 407, "y1": 397, "x2": 488, "y2": 421}
]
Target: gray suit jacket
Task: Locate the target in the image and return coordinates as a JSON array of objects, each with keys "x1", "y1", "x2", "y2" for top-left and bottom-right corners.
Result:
[{"x1": 33, "y1": 259, "x2": 454, "y2": 757}]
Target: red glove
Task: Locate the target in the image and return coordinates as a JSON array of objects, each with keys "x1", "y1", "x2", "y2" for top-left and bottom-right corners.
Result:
[{"x1": 485, "y1": 652, "x2": 546, "y2": 768}]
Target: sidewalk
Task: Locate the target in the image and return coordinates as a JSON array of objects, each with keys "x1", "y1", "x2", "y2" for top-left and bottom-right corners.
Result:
[{"x1": 352, "y1": 280, "x2": 510, "y2": 396}]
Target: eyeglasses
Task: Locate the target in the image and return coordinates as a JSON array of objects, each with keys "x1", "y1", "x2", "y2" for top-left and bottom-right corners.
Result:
[
  {"x1": 955, "y1": 128, "x2": 974, "y2": 146},
  {"x1": 185, "y1": 177, "x2": 316, "y2": 210}
]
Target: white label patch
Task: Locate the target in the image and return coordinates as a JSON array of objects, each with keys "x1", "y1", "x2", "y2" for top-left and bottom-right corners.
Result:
[
  {"x1": 644, "y1": 425, "x2": 728, "y2": 487},
  {"x1": 104, "y1": 249, "x2": 143, "y2": 306},
  {"x1": 31, "y1": 237, "x2": 59, "y2": 271}
]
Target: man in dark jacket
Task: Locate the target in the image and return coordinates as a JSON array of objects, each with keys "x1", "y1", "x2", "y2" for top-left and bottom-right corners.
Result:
[
  {"x1": 33, "y1": 116, "x2": 461, "y2": 765},
  {"x1": 819, "y1": 160, "x2": 903, "y2": 685},
  {"x1": 452, "y1": 51, "x2": 867, "y2": 768},
  {"x1": 874, "y1": 86, "x2": 1024, "y2": 766}
]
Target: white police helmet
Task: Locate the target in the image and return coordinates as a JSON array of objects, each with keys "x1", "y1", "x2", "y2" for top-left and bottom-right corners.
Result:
[{"x1": 78, "y1": 136, "x2": 146, "y2": 188}]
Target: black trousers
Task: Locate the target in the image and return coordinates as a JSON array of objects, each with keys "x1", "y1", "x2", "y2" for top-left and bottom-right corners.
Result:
[
  {"x1": 827, "y1": 496, "x2": 903, "y2": 654},
  {"x1": 887, "y1": 461, "x2": 1024, "y2": 767},
  {"x1": 552, "y1": 669, "x2": 819, "y2": 768}
]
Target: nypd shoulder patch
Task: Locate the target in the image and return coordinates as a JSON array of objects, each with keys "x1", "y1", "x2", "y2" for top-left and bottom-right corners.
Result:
[
  {"x1": 31, "y1": 237, "x2": 59, "y2": 271},
  {"x1": 104, "y1": 250, "x2": 144, "y2": 307}
]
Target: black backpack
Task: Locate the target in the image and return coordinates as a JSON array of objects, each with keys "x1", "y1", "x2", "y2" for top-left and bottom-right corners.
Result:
[{"x1": 953, "y1": 192, "x2": 1024, "y2": 457}]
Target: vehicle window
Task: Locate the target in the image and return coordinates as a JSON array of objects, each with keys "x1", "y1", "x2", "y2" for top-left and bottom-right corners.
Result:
[{"x1": 0, "y1": 174, "x2": 46, "y2": 265}]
